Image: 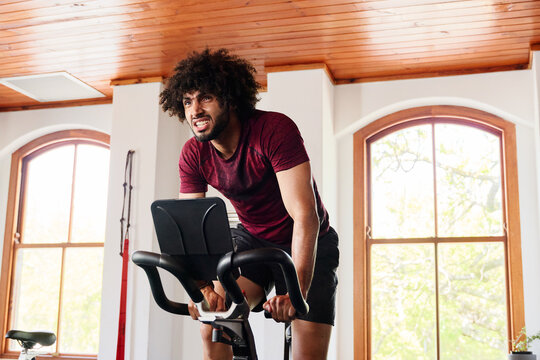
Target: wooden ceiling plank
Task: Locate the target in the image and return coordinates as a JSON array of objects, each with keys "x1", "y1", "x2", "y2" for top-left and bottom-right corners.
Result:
[
  {"x1": 1, "y1": 20, "x2": 538, "y2": 70},
  {"x1": 252, "y1": 44, "x2": 530, "y2": 65},
  {"x1": 332, "y1": 60, "x2": 528, "y2": 81},
  {"x1": 332, "y1": 49, "x2": 529, "y2": 68},
  {"x1": 4, "y1": 24, "x2": 538, "y2": 64},
  {"x1": 3, "y1": 0, "x2": 536, "y2": 40},
  {"x1": 329, "y1": 52, "x2": 527, "y2": 73},
  {"x1": 0, "y1": 46, "x2": 528, "y2": 83},
  {"x1": 6, "y1": 14, "x2": 538, "y2": 64},
  {"x1": 3, "y1": 1, "x2": 530, "y2": 35},
  {"x1": 235, "y1": 36, "x2": 534, "y2": 58},
  {"x1": 2, "y1": 0, "x2": 538, "y2": 45},
  {"x1": 2, "y1": 6, "x2": 532, "y2": 49},
  {"x1": 0, "y1": 32, "x2": 532, "y2": 71},
  {"x1": 1, "y1": 0, "x2": 340, "y2": 29},
  {"x1": 173, "y1": 16, "x2": 540, "y2": 48},
  {"x1": 1, "y1": 0, "x2": 540, "y2": 110},
  {"x1": 233, "y1": 34, "x2": 540, "y2": 58},
  {"x1": 0, "y1": 38, "x2": 529, "y2": 71},
  {"x1": 1, "y1": 0, "x2": 375, "y2": 36},
  {"x1": 333, "y1": 62, "x2": 529, "y2": 83},
  {"x1": 0, "y1": 0, "x2": 290, "y2": 16},
  {"x1": 1, "y1": 0, "x2": 522, "y2": 20},
  {"x1": 1, "y1": 56, "x2": 266, "y2": 81},
  {"x1": 2, "y1": 31, "x2": 533, "y2": 69},
  {"x1": 0, "y1": 38, "x2": 537, "y2": 82},
  {"x1": 0, "y1": 0, "x2": 101, "y2": 13}
]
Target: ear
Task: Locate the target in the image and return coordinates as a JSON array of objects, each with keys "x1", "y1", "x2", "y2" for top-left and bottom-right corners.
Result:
[{"x1": 224, "y1": 102, "x2": 237, "y2": 112}]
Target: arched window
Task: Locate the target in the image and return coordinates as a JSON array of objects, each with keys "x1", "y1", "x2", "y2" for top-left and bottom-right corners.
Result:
[
  {"x1": 0, "y1": 130, "x2": 110, "y2": 359},
  {"x1": 354, "y1": 106, "x2": 524, "y2": 360}
]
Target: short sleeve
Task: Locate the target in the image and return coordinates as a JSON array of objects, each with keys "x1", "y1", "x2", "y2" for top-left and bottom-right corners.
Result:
[
  {"x1": 179, "y1": 141, "x2": 208, "y2": 194},
  {"x1": 261, "y1": 113, "x2": 309, "y2": 172}
]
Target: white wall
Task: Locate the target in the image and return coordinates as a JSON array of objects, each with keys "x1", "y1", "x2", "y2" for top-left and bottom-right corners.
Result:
[
  {"x1": 98, "y1": 82, "x2": 189, "y2": 360},
  {"x1": 333, "y1": 65, "x2": 540, "y2": 358},
  {"x1": 0, "y1": 104, "x2": 112, "y2": 270},
  {"x1": 1, "y1": 53, "x2": 540, "y2": 360},
  {"x1": 334, "y1": 70, "x2": 536, "y2": 137}
]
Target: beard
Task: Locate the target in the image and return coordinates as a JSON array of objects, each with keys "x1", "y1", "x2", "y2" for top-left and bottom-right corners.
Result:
[{"x1": 191, "y1": 107, "x2": 230, "y2": 142}]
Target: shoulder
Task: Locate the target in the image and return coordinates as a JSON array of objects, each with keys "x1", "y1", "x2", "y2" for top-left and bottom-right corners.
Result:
[
  {"x1": 180, "y1": 137, "x2": 205, "y2": 163},
  {"x1": 248, "y1": 110, "x2": 299, "y2": 134},
  {"x1": 251, "y1": 109, "x2": 295, "y2": 124},
  {"x1": 181, "y1": 136, "x2": 199, "y2": 154}
]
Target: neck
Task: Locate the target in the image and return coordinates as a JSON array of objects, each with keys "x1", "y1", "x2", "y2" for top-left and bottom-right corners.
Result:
[{"x1": 211, "y1": 110, "x2": 241, "y2": 160}]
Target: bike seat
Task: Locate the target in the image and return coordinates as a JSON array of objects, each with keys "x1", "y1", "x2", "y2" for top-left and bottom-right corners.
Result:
[{"x1": 5, "y1": 330, "x2": 56, "y2": 348}]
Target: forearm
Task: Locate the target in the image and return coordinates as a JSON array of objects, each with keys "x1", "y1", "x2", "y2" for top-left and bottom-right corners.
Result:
[
  {"x1": 291, "y1": 211, "x2": 320, "y2": 298},
  {"x1": 274, "y1": 161, "x2": 320, "y2": 298}
]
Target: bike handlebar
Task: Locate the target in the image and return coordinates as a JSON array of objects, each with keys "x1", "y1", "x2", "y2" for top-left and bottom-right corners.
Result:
[
  {"x1": 132, "y1": 247, "x2": 309, "y2": 318},
  {"x1": 131, "y1": 251, "x2": 202, "y2": 315},
  {"x1": 217, "y1": 248, "x2": 309, "y2": 317}
]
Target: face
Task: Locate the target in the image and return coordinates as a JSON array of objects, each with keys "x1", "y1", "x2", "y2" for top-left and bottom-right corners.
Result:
[{"x1": 183, "y1": 91, "x2": 230, "y2": 142}]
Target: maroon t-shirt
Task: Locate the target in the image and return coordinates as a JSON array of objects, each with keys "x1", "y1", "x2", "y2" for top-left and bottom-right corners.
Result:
[{"x1": 179, "y1": 110, "x2": 329, "y2": 246}]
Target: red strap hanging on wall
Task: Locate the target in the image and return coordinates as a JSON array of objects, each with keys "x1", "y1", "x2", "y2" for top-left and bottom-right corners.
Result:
[
  {"x1": 116, "y1": 150, "x2": 134, "y2": 360},
  {"x1": 116, "y1": 238, "x2": 130, "y2": 360}
]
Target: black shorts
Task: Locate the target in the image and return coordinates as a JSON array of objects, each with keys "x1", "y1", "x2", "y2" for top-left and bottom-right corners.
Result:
[{"x1": 231, "y1": 225, "x2": 339, "y2": 325}]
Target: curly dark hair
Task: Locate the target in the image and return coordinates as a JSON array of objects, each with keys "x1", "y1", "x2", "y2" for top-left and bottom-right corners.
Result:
[{"x1": 160, "y1": 48, "x2": 261, "y2": 122}]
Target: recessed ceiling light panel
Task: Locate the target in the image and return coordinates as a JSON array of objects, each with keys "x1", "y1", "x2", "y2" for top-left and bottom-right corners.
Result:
[{"x1": 0, "y1": 72, "x2": 105, "y2": 102}]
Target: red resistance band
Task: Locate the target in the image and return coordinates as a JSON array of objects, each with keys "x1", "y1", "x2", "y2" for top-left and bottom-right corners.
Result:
[
  {"x1": 117, "y1": 150, "x2": 134, "y2": 360},
  {"x1": 116, "y1": 238, "x2": 129, "y2": 360}
]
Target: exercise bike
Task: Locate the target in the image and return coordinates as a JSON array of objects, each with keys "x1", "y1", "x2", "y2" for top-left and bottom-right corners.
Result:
[
  {"x1": 132, "y1": 197, "x2": 308, "y2": 360},
  {"x1": 5, "y1": 330, "x2": 56, "y2": 360}
]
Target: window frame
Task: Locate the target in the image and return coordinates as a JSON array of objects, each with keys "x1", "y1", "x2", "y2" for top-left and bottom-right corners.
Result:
[
  {"x1": 353, "y1": 106, "x2": 524, "y2": 360},
  {"x1": 0, "y1": 129, "x2": 110, "y2": 360}
]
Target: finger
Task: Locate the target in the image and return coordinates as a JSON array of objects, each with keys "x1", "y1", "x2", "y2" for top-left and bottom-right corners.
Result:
[
  {"x1": 188, "y1": 309, "x2": 198, "y2": 320},
  {"x1": 272, "y1": 298, "x2": 286, "y2": 322},
  {"x1": 188, "y1": 301, "x2": 200, "y2": 320},
  {"x1": 216, "y1": 296, "x2": 227, "y2": 312},
  {"x1": 288, "y1": 306, "x2": 297, "y2": 319},
  {"x1": 263, "y1": 301, "x2": 272, "y2": 313},
  {"x1": 276, "y1": 297, "x2": 296, "y2": 322},
  {"x1": 207, "y1": 296, "x2": 219, "y2": 311}
]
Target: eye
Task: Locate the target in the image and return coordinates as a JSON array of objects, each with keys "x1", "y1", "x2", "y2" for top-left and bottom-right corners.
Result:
[
  {"x1": 183, "y1": 99, "x2": 191, "y2": 107},
  {"x1": 202, "y1": 95, "x2": 213, "y2": 102}
]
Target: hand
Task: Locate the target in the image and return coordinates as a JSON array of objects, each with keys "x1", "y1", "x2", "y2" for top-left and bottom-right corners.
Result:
[
  {"x1": 187, "y1": 285, "x2": 226, "y2": 320},
  {"x1": 263, "y1": 294, "x2": 296, "y2": 323}
]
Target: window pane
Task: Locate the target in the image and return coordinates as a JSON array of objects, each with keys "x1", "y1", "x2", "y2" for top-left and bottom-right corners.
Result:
[
  {"x1": 58, "y1": 247, "x2": 103, "y2": 354},
  {"x1": 9, "y1": 248, "x2": 62, "y2": 352},
  {"x1": 70, "y1": 144, "x2": 110, "y2": 243},
  {"x1": 435, "y1": 124, "x2": 503, "y2": 236},
  {"x1": 439, "y1": 242, "x2": 507, "y2": 359},
  {"x1": 22, "y1": 145, "x2": 74, "y2": 244},
  {"x1": 370, "y1": 125, "x2": 435, "y2": 238},
  {"x1": 371, "y1": 244, "x2": 437, "y2": 359}
]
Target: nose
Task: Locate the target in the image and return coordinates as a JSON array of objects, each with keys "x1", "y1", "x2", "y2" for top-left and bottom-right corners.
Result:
[{"x1": 191, "y1": 98, "x2": 204, "y2": 116}]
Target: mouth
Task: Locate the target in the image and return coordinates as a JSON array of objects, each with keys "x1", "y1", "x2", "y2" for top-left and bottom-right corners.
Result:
[{"x1": 192, "y1": 117, "x2": 211, "y2": 132}]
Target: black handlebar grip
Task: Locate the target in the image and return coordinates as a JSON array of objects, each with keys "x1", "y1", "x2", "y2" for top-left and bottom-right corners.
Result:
[
  {"x1": 216, "y1": 248, "x2": 309, "y2": 317},
  {"x1": 132, "y1": 251, "x2": 201, "y2": 315}
]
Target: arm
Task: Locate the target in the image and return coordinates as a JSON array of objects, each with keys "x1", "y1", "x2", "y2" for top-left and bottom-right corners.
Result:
[
  {"x1": 179, "y1": 192, "x2": 205, "y2": 199},
  {"x1": 276, "y1": 161, "x2": 319, "y2": 298},
  {"x1": 263, "y1": 161, "x2": 319, "y2": 321}
]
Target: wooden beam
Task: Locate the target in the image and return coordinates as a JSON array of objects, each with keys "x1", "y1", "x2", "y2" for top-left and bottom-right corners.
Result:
[
  {"x1": 0, "y1": 98, "x2": 112, "y2": 112},
  {"x1": 110, "y1": 76, "x2": 163, "y2": 86}
]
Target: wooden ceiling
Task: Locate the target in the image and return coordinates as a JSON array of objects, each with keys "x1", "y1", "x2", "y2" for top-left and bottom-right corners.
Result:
[{"x1": 1, "y1": 0, "x2": 540, "y2": 112}]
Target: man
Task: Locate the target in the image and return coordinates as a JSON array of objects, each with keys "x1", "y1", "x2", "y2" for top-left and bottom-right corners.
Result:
[{"x1": 160, "y1": 48, "x2": 339, "y2": 360}]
